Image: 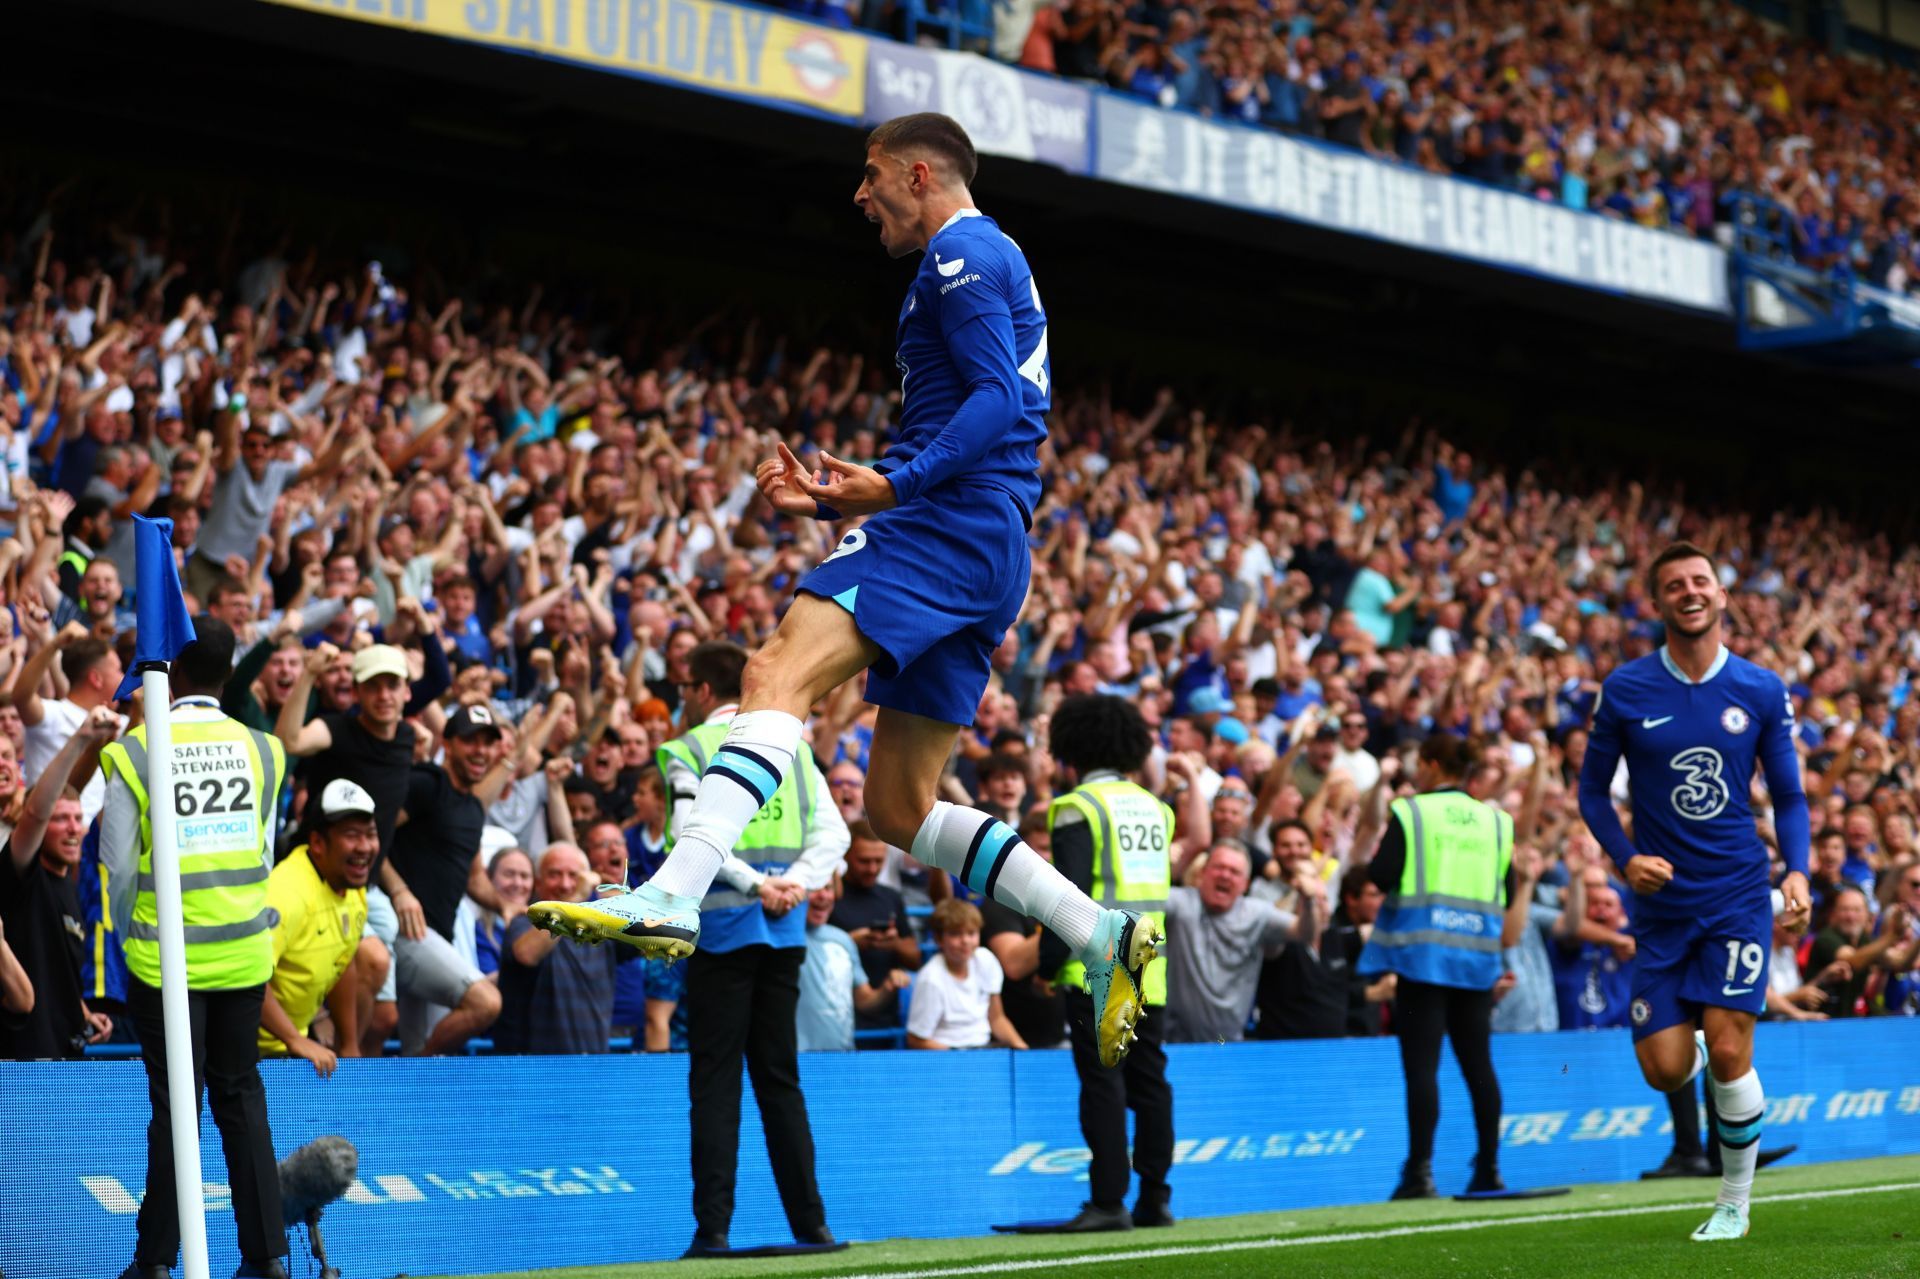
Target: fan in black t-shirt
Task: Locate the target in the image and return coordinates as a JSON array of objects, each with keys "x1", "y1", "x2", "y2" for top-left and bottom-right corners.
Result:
[
  {"x1": 389, "y1": 703, "x2": 516, "y2": 939},
  {"x1": 0, "y1": 775, "x2": 111, "y2": 1059},
  {"x1": 392, "y1": 762, "x2": 488, "y2": 940},
  {"x1": 277, "y1": 643, "x2": 420, "y2": 875},
  {"x1": 298, "y1": 712, "x2": 416, "y2": 863}
]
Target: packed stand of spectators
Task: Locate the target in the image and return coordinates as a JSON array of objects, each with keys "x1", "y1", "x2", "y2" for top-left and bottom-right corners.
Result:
[
  {"x1": 1, "y1": 188, "x2": 1917, "y2": 1062},
  {"x1": 956, "y1": 0, "x2": 1920, "y2": 284}
]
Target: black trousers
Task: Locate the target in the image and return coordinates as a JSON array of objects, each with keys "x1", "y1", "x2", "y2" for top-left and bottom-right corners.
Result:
[
  {"x1": 1393, "y1": 977, "x2": 1502, "y2": 1170},
  {"x1": 129, "y1": 979, "x2": 286, "y2": 1267},
  {"x1": 1065, "y1": 990, "x2": 1174, "y2": 1209},
  {"x1": 685, "y1": 944, "x2": 826, "y2": 1240}
]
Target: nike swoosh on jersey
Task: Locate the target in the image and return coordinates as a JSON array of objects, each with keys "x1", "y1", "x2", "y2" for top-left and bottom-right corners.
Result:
[
  {"x1": 936, "y1": 254, "x2": 966, "y2": 277},
  {"x1": 1722, "y1": 985, "x2": 1754, "y2": 997},
  {"x1": 1642, "y1": 716, "x2": 1675, "y2": 728}
]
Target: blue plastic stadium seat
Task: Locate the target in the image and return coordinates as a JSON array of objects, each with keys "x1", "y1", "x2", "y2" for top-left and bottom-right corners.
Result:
[{"x1": 901, "y1": 0, "x2": 992, "y2": 50}]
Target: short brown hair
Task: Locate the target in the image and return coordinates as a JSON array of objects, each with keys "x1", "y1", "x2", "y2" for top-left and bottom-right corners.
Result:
[
  {"x1": 1646, "y1": 541, "x2": 1715, "y2": 598},
  {"x1": 62, "y1": 637, "x2": 114, "y2": 687},
  {"x1": 206, "y1": 574, "x2": 249, "y2": 609},
  {"x1": 979, "y1": 752, "x2": 1026, "y2": 781},
  {"x1": 867, "y1": 113, "x2": 978, "y2": 186},
  {"x1": 930, "y1": 898, "x2": 983, "y2": 936},
  {"x1": 687, "y1": 641, "x2": 747, "y2": 700}
]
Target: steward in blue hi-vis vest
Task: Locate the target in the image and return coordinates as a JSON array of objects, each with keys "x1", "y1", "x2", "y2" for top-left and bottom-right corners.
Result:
[
  {"x1": 658, "y1": 718, "x2": 819, "y2": 953},
  {"x1": 1359, "y1": 790, "x2": 1512, "y2": 990}
]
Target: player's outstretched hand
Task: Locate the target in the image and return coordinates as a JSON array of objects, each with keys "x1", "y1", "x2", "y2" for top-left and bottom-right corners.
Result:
[
  {"x1": 787, "y1": 444, "x2": 898, "y2": 517},
  {"x1": 757, "y1": 443, "x2": 821, "y2": 518},
  {"x1": 1778, "y1": 870, "x2": 1812, "y2": 935},
  {"x1": 1623, "y1": 854, "x2": 1673, "y2": 895}
]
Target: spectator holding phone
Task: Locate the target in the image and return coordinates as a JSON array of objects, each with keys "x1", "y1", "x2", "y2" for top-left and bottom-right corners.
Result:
[{"x1": 828, "y1": 823, "x2": 921, "y2": 1036}]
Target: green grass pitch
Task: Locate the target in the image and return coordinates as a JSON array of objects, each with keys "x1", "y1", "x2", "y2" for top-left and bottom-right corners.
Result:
[{"x1": 432, "y1": 1154, "x2": 1920, "y2": 1279}]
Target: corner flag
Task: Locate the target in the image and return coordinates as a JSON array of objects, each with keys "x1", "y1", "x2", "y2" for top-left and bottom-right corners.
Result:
[
  {"x1": 115, "y1": 514, "x2": 196, "y2": 700},
  {"x1": 128, "y1": 510, "x2": 214, "y2": 1279}
]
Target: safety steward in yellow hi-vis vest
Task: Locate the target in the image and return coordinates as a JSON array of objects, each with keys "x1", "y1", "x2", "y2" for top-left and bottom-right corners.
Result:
[
  {"x1": 656, "y1": 642, "x2": 848, "y2": 1258},
  {"x1": 1359, "y1": 733, "x2": 1526, "y2": 1204},
  {"x1": 1033, "y1": 694, "x2": 1175, "y2": 1235},
  {"x1": 100, "y1": 616, "x2": 292, "y2": 1279}
]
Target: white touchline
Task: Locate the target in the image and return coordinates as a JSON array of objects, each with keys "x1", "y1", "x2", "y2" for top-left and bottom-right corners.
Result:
[{"x1": 845, "y1": 1181, "x2": 1920, "y2": 1279}]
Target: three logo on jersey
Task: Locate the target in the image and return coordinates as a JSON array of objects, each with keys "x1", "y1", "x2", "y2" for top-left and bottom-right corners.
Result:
[{"x1": 1655, "y1": 705, "x2": 1751, "y2": 822}]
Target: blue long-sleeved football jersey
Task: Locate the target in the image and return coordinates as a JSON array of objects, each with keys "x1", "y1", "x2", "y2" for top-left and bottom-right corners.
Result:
[
  {"x1": 869, "y1": 208, "x2": 1048, "y2": 524},
  {"x1": 1577, "y1": 645, "x2": 1810, "y2": 920}
]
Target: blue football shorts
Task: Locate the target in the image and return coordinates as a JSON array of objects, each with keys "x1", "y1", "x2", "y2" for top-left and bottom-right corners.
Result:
[
  {"x1": 799, "y1": 484, "x2": 1029, "y2": 727},
  {"x1": 1628, "y1": 891, "x2": 1771, "y2": 1040}
]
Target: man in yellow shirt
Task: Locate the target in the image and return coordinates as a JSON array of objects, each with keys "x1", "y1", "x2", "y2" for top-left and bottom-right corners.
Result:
[{"x1": 259, "y1": 780, "x2": 378, "y2": 1075}]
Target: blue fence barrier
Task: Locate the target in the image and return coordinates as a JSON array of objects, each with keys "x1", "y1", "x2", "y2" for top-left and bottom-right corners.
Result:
[{"x1": 5, "y1": 1020, "x2": 1917, "y2": 1277}]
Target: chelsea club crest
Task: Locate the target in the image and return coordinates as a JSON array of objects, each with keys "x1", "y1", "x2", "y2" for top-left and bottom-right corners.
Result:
[{"x1": 1721, "y1": 706, "x2": 1750, "y2": 735}]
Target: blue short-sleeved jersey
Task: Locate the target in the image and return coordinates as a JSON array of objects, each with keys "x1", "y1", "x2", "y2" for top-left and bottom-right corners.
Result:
[
  {"x1": 873, "y1": 208, "x2": 1049, "y2": 523},
  {"x1": 1577, "y1": 645, "x2": 1809, "y2": 921},
  {"x1": 1550, "y1": 940, "x2": 1633, "y2": 1030}
]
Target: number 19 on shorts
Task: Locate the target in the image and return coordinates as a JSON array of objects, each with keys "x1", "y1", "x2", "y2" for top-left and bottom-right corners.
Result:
[{"x1": 1723, "y1": 940, "x2": 1763, "y2": 988}]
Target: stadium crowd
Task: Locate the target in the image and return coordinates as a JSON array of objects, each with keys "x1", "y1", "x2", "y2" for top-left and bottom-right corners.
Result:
[
  {"x1": 965, "y1": 0, "x2": 1920, "y2": 282},
  {"x1": 0, "y1": 188, "x2": 1917, "y2": 1067}
]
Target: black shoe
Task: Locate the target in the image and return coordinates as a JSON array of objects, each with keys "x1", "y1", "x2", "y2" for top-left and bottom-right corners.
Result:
[
  {"x1": 1054, "y1": 1201, "x2": 1134, "y2": 1233},
  {"x1": 1465, "y1": 1162, "x2": 1506, "y2": 1195},
  {"x1": 682, "y1": 1231, "x2": 731, "y2": 1258},
  {"x1": 1390, "y1": 1162, "x2": 1438, "y2": 1200},
  {"x1": 1755, "y1": 1144, "x2": 1798, "y2": 1171},
  {"x1": 116, "y1": 1267, "x2": 169, "y2": 1279},
  {"x1": 1132, "y1": 1188, "x2": 1176, "y2": 1228},
  {"x1": 795, "y1": 1226, "x2": 838, "y2": 1247},
  {"x1": 233, "y1": 1263, "x2": 287, "y2": 1279},
  {"x1": 1640, "y1": 1151, "x2": 1714, "y2": 1180}
]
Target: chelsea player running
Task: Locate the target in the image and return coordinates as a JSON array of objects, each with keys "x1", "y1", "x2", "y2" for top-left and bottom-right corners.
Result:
[
  {"x1": 1577, "y1": 542, "x2": 1811, "y2": 1242},
  {"x1": 530, "y1": 114, "x2": 1159, "y2": 1067}
]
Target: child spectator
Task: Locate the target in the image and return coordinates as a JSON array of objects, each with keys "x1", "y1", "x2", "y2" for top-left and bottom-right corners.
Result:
[{"x1": 906, "y1": 900, "x2": 1026, "y2": 1051}]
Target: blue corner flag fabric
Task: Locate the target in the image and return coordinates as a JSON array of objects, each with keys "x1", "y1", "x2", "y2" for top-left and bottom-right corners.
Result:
[{"x1": 114, "y1": 515, "x2": 195, "y2": 700}]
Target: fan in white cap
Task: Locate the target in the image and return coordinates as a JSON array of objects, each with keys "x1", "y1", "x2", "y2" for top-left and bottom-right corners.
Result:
[{"x1": 318, "y1": 778, "x2": 378, "y2": 825}]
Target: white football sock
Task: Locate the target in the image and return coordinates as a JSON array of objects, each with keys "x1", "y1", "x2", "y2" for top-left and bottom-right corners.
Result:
[
  {"x1": 1708, "y1": 1067, "x2": 1765, "y2": 1209},
  {"x1": 647, "y1": 710, "x2": 801, "y2": 900},
  {"x1": 1684, "y1": 1029, "x2": 1707, "y2": 1085},
  {"x1": 910, "y1": 801, "x2": 1101, "y2": 952}
]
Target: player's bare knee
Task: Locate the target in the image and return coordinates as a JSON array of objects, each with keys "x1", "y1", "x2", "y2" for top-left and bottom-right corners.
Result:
[
  {"x1": 1705, "y1": 1031, "x2": 1751, "y2": 1079},
  {"x1": 866, "y1": 795, "x2": 931, "y2": 851},
  {"x1": 739, "y1": 645, "x2": 782, "y2": 697},
  {"x1": 1646, "y1": 1065, "x2": 1690, "y2": 1093},
  {"x1": 1637, "y1": 1043, "x2": 1692, "y2": 1092},
  {"x1": 1638, "y1": 1056, "x2": 1683, "y2": 1092},
  {"x1": 740, "y1": 644, "x2": 810, "y2": 713}
]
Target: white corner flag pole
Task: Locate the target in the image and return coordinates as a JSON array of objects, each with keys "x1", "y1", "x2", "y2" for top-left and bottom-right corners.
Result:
[{"x1": 143, "y1": 663, "x2": 211, "y2": 1279}]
